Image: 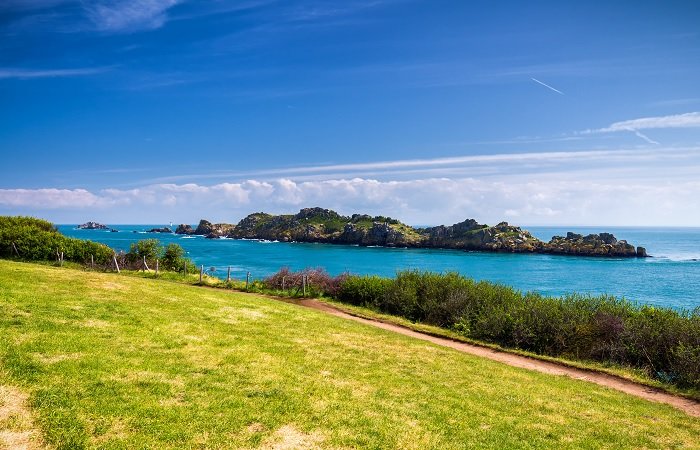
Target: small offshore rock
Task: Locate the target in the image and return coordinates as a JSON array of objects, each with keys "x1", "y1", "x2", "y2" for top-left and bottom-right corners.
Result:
[
  {"x1": 175, "y1": 224, "x2": 195, "y2": 235},
  {"x1": 147, "y1": 227, "x2": 173, "y2": 233},
  {"x1": 78, "y1": 221, "x2": 108, "y2": 230}
]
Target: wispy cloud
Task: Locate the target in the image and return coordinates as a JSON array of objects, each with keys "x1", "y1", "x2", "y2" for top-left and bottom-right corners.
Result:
[
  {"x1": 0, "y1": 0, "x2": 72, "y2": 11},
  {"x1": 135, "y1": 147, "x2": 699, "y2": 186},
  {"x1": 530, "y1": 77, "x2": 564, "y2": 95},
  {"x1": 84, "y1": 0, "x2": 181, "y2": 32},
  {"x1": 0, "y1": 66, "x2": 112, "y2": 79},
  {"x1": 581, "y1": 112, "x2": 700, "y2": 145},
  {"x1": 597, "y1": 112, "x2": 700, "y2": 132}
]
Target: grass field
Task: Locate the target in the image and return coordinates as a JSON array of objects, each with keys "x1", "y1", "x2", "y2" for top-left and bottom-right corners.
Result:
[{"x1": 1, "y1": 260, "x2": 699, "y2": 449}]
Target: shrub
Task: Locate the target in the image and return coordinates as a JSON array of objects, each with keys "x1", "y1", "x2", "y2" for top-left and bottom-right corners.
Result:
[
  {"x1": 336, "y1": 274, "x2": 391, "y2": 307},
  {"x1": 333, "y1": 270, "x2": 700, "y2": 390},
  {"x1": 127, "y1": 239, "x2": 162, "y2": 264},
  {"x1": 264, "y1": 267, "x2": 348, "y2": 297},
  {"x1": 0, "y1": 216, "x2": 112, "y2": 264},
  {"x1": 161, "y1": 243, "x2": 196, "y2": 273}
]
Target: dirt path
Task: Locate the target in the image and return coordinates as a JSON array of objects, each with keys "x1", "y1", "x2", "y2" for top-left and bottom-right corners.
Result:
[{"x1": 296, "y1": 298, "x2": 700, "y2": 418}]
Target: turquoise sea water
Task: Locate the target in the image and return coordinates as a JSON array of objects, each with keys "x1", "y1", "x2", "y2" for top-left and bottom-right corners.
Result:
[{"x1": 58, "y1": 225, "x2": 700, "y2": 311}]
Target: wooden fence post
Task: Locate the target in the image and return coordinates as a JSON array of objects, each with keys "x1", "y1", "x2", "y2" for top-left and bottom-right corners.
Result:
[
  {"x1": 11, "y1": 242, "x2": 20, "y2": 257},
  {"x1": 142, "y1": 255, "x2": 150, "y2": 272},
  {"x1": 199, "y1": 265, "x2": 204, "y2": 284},
  {"x1": 155, "y1": 259, "x2": 159, "y2": 277},
  {"x1": 184, "y1": 262, "x2": 187, "y2": 277},
  {"x1": 302, "y1": 275, "x2": 307, "y2": 297},
  {"x1": 282, "y1": 276, "x2": 286, "y2": 291},
  {"x1": 226, "y1": 266, "x2": 231, "y2": 283},
  {"x1": 113, "y1": 254, "x2": 120, "y2": 273},
  {"x1": 246, "y1": 272, "x2": 250, "y2": 291},
  {"x1": 90, "y1": 254, "x2": 94, "y2": 269}
]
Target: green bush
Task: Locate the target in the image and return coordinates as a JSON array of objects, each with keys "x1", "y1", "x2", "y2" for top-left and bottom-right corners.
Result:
[
  {"x1": 161, "y1": 243, "x2": 197, "y2": 273},
  {"x1": 336, "y1": 274, "x2": 392, "y2": 308},
  {"x1": 336, "y1": 270, "x2": 700, "y2": 389},
  {"x1": 123, "y1": 239, "x2": 195, "y2": 273},
  {"x1": 0, "y1": 216, "x2": 112, "y2": 264},
  {"x1": 127, "y1": 239, "x2": 162, "y2": 264}
]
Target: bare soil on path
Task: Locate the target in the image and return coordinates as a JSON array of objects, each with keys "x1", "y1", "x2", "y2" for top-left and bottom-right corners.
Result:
[{"x1": 295, "y1": 298, "x2": 700, "y2": 418}]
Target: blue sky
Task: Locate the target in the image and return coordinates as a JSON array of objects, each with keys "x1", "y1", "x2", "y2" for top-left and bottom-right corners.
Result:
[{"x1": 1, "y1": 0, "x2": 700, "y2": 225}]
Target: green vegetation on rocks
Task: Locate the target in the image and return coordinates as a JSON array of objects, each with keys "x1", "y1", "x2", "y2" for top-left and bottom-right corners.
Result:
[{"x1": 185, "y1": 207, "x2": 647, "y2": 257}]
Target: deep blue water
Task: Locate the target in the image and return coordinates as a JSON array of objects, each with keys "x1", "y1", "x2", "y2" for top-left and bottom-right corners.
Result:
[{"x1": 58, "y1": 225, "x2": 700, "y2": 311}]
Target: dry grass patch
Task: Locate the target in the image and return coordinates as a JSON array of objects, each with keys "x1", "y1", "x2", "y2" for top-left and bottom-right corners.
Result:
[
  {"x1": 259, "y1": 425, "x2": 324, "y2": 450},
  {"x1": 0, "y1": 385, "x2": 45, "y2": 450}
]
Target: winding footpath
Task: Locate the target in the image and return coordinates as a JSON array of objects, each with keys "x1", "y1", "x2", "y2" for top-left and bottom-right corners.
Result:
[{"x1": 294, "y1": 298, "x2": 700, "y2": 418}]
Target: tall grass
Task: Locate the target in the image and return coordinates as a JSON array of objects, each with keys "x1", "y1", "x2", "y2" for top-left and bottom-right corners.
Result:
[{"x1": 335, "y1": 270, "x2": 700, "y2": 389}]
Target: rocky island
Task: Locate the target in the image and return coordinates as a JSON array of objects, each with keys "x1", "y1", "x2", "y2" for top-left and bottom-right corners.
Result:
[
  {"x1": 147, "y1": 227, "x2": 173, "y2": 233},
  {"x1": 176, "y1": 208, "x2": 647, "y2": 257},
  {"x1": 77, "y1": 221, "x2": 109, "y2": 230}
]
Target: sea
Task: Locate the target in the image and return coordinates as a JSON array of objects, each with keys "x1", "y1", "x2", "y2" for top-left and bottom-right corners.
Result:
[{"x1": 58, "y1": 225, "x2": 700, "y2": 312}]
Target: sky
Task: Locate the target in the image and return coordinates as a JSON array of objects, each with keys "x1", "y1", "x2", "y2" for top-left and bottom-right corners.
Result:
[{"x1": 1, "y1": 0, "x2": 700, "y2": 226}]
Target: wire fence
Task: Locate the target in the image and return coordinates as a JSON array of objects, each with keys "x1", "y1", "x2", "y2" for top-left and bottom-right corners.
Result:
[{"x1": 4, "y1": 241, "x2": 341, "y2": 297}]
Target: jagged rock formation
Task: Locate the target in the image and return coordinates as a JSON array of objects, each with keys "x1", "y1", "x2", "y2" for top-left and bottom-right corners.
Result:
[
  {"x1": 175, "y1": 220, "x2": 234, "y2": 238},
  {"x1": 223, "y1": 207, "x2": 648, "y2": 257},
  {"x1": 175, "y1": 224, "x2": 194, "y2": 235},
  {"x1": 546, "y1": 232, "x2": 644, "y2": 257},
  {"x1": 78, "y1": 221, "x2": 108, "y2": 230}
]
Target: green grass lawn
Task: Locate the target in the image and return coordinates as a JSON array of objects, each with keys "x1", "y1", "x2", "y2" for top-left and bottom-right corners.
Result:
[{"x1": 1, "y1": 260, "x2": 698, "y2": 449}]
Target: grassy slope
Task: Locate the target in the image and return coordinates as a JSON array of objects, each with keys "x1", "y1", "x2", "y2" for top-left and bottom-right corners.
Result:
[{"x1": 0, "y1": 261, "x2": 698, "y2": 449}]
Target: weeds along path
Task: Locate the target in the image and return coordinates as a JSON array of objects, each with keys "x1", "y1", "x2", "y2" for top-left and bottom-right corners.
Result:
[{"x1": 293, "y1": 298, "x2": 700, "y2": 418}]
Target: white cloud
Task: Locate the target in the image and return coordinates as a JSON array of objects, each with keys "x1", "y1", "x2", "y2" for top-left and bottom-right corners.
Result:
[
  {"x1": 2, "y1": 147, "x2": 699, "y2": 226},
  {"x1": 0, "y1": 188, "x2": 105, "y2": 208},
  {"x1": 0, "y1": 67, "x2": 111, "y2": 79},
  {"x1": 597, "y1": 112, "x2": 700, "y2": 132},
  {"x1": 580, "y1": 112, "x2": 700, "y2": 144},
  {"x1": 2, "y1": 174, "x2": 700, "y2": 226},
  {"x1": 85, "y1": 0, "x2": 181, "y2": 32},
  {"x1": 145, "y1": 148, "x2": 671, "y2": 184}
]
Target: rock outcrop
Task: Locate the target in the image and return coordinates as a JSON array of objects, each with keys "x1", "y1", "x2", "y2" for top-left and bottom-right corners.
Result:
[
  {"x1": 147, "y1": 227, "x2": 173, "y2": 233},
  {"x1": 175, "y1": 220, "x2": 235, "y2": 238},
  {"x1": 545, "y1": 232, "x2": 637, "y2": 256},
  {"x1": 421, "y1": 220, "x2": 544, "y2": 252},
  {"x1": 78, "y1": 221, "x2": 108, "y2": 230},
  {"x1": 229, "y1": 208, "x2": 424, "y2": 246},
  {"x1": 175, "y1": 224, "x2": 195, "y2": 235},
  {"x1": 198, "y1": 207, "x2": 649, "y2": 257}
]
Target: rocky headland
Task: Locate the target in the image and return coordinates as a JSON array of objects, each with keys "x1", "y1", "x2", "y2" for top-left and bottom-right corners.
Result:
[{"x1": 176, "y1": 208, "x2": 647, "y2": 257}]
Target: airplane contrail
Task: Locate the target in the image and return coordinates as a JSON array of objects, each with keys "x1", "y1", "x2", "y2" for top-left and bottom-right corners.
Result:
[{"x1": 531, "y1": 77, "x2": 565, "y2": 95}]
